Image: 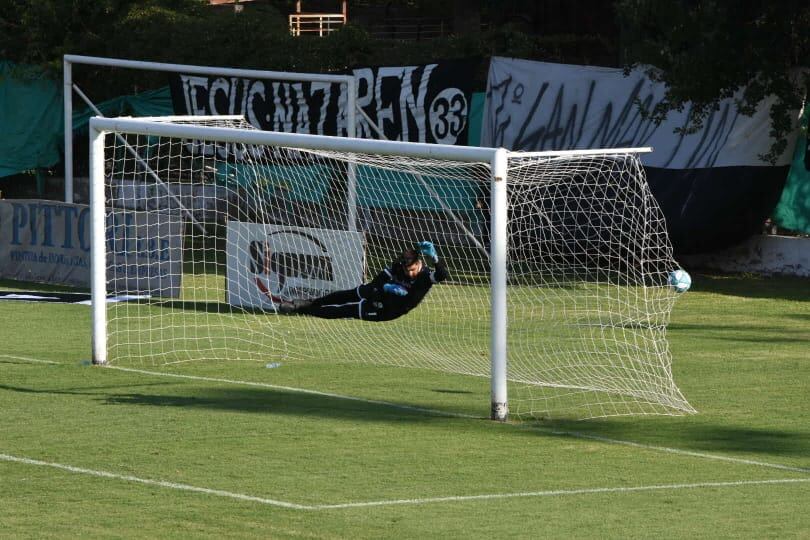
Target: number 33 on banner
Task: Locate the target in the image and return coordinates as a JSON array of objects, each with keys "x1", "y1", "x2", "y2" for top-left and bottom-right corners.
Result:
[{"x1": 429, "y1": 88, "x2": 468, "y2": 145}]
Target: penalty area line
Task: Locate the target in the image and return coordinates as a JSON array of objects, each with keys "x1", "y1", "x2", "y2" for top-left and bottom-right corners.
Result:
[
  {"x1": 314, "y1": 477, "x2": 810, "y2": 509},
  {"x1": 0, "y1": 453, "x2": 308, "y2": 510},
  {"x1": 0, "y1": 354, "x2": 60, "y2": 364},
  {"x1": 547, "y1": 429, "x2": 810, "y2": 475},
  {"x1": 103, "y1": 365, "x2": 810, "y2": 475},
  {"x1": 1, "y1": 451, "x2": 808, "y2": 511},
  {"x1": 11, "y1": 356, "x2": 809, "y2": 477}
]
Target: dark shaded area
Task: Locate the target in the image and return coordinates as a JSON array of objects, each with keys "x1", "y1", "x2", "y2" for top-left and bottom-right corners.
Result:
[
  {"x1": 0, "y1": 382, "x2": 175, "y2": 396},
  {"x1": 100, "y1": 386, "x2": 462, "y2": 424},
  {"x1": 667, "y1": 323, "x2": 810, "y2": 345},
  {"x1": 532, "y1": 418, "x2": 810, "y2": 460},
  {"x1": 0, "y1": 381, "x2": 463, "y2": 423},
  {"x1": 686, "y1": 272, "x2": 810, "y2": 302},
  {"x1": 647, "y1": 166, "x2": 791, "y2": 255}
]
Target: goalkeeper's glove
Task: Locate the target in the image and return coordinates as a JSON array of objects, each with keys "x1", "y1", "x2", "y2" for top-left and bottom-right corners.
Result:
[
  {"x1": 383, "y1": 283, "x2": 409, "y2": 296},
  {"x1": 418, "y1": 240, "x2": 439, "y2": 263}
]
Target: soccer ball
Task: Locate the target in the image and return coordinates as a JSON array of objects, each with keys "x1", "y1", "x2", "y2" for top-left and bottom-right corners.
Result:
[{"x1": 668, "y1": 269, "x2": 692, "y2": 293}]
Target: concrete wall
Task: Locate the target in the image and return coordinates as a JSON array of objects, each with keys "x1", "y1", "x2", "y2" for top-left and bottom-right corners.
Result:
[{"x1": 680, "y1": 235, "x2": 810, "y2": 277}]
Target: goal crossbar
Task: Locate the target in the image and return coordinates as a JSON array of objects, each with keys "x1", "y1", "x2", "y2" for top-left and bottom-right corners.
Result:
[{"x1": 89, "y1": 117, "x2": 650, "y2": 163}]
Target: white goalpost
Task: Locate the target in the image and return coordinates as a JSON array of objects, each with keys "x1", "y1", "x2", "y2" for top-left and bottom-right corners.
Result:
[{"x1": 89, "y1": 115, "x2": 695, "y2": 421}]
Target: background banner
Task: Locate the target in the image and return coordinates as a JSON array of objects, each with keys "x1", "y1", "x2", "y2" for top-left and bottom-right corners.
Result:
[
  {"x1": 170, "y1": 74, "x2": 345, "y2": 136},
  {"x1": 351, "y1": 60, "x2": 475, "y2": 145},
  {"x1": 0, "y1": 199, "x2": 183, "y2": 295},
  {"x1": 482, "y1": 57, "x2": 800, "y2": 253},
  {"x1": 169, "y1": 59, "x2": 475, "y2": 145}
]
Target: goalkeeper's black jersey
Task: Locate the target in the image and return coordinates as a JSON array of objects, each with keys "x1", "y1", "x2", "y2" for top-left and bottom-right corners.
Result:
[{"x1": 367, "y1": 259, "x2": 449, "y2": 320}]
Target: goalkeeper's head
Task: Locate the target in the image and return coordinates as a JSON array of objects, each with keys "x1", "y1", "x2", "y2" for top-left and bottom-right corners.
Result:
[{"x1": 393, "y1": 248, "x2": 423, "y2": 280}]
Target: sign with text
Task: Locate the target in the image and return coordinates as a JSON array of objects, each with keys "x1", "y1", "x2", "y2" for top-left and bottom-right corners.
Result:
[
  {"x1": 225, "y1": 222, "x2": 363, "y2": 310},
  {"x1": 0, "y1": 199, "x2": 183, "y2": 295},
  {"x1": 482, "y1": 57, "x2": 796, "y2": 168},
  {"x1": 169, "y1": 59, "x2": 476, "y2": 147}
]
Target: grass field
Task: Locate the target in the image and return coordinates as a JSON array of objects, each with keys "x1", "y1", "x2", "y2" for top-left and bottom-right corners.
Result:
[{"x1": 1, "y1": 272, "x2": 808, "y2": 538}]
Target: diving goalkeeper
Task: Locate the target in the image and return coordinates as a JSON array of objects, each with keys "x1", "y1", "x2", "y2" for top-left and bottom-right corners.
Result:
[{"x1": 290, "y1": 241, "x2": 448, "y2": 322}]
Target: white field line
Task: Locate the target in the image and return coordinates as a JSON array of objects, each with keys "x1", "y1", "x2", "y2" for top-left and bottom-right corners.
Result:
[
  {"x1": 0, "y1": 453, "x2": 307, "y2": 510},
  {"x1": 8, "y1": 357, "x2": 810, "y2": 476},
  {"x1": 1, "y1": 452, "x2": 808, "y2": 510},
  {"x1": 545, "y1": 429, "x2": 810, "y2": 475},
  {"x1": 316, "y1": 478, "x2": 810, "y2": 510},
  {"x1": 0, "y1": 354, "x2": 59, "y2": 364}
]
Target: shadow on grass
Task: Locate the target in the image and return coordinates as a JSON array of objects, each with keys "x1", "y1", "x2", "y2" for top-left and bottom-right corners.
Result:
[
  {"x1": 96, "y1": 386, "x2": 810, "y2": 459},
  {"x1": 667, "y1": 323, "x2": 810, "y2": 344},
  {"x1": 0, "y1": 382, "x2": 176, "y2": 395},
  {"x1": 134, "y1": 300, "x2": 270, "y2": 315},
  {"x1": 1, "y1": 381, "x2": 459, "y2": 424},
  {"x1": 100, "y1": 386, "x2": 460, "y2": 424},
  {"x1": 533, "y1": 417, "x2": 810, "y2": 459},
  {"x1": 689, "y1": 272, "x2": 810, "y2": 302}
]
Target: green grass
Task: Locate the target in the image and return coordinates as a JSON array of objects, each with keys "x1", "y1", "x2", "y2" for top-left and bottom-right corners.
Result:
[{"x1": 1, "y1": 273, "x2": 809, "y2": 538}]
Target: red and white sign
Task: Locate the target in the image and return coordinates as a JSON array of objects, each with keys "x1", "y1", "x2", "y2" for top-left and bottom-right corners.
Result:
[{"x1": 225, "y1": 222, "x2": 364, "y2": 310}]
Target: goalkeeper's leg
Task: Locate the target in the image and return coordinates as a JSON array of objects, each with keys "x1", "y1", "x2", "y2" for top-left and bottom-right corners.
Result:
[
  {"x1": 298, "y1": 300, "x2": 364, "y2": 319},
  {"x1": 307, "y1": 284, "x2": 377, "y2": 308}
]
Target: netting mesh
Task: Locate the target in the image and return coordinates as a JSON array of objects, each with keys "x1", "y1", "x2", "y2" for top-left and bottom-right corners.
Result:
[{"x1": 100, "y1": 116, "x2": 693, "y2": 419}]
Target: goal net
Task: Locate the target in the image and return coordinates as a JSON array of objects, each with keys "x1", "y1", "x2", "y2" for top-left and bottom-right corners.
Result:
[{"x1": 90, "y1": 115, "x2": 694, "y2": 420}]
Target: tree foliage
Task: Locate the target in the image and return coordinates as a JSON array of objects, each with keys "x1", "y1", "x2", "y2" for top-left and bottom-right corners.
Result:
[
  {"x1": 0, "y1": 0, "x2": 609, "y2": 99},
  {"x1": 615, "y1": 0, "x2": 810, "y2": 163}
]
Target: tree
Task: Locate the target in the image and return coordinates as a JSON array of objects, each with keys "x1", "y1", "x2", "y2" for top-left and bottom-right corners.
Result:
[{"x1": 615, "y1": 0, "x2": 809, "y2": 163}]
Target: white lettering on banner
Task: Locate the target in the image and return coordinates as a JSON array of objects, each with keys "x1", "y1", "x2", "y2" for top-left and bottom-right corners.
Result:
[
  {"x1": 271, "y1": 81, "x2": 290, "y2": 132},
  {"x1": 293, "y1": 83, "x2": 310, "y2": 133},
  {"x1": 400, "y1": 64, "x2": 435, "y2": 142},
  {"x1": 354, "y1": 67, "x2": 375, "y2": 138},
  {"x1": 172, "y1": 61, "x2": 472, "y2": 145},
  {"x1": 182, "y1": 75, "x2": 210, "y2": 117},
  {"x1": 245, "y1": 80, "x2": 266, "y2": 126},
  {"x1": 208, "y1": 77, "x2": 230, "y2": 115},
  {"x1": 374, "y1": 66, "x2": 402, "y2": 139},
  {"x1": 226, "y1": 222, "x2": 364, "y2": 310},
  {"x1": 483, "y1": 57, "x2": 796, "y2": 168},
  {"x1": 312, "y1": 81, "x2": 332, "y2": 135}
]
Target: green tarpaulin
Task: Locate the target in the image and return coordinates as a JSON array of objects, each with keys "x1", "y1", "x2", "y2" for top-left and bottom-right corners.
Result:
[
  {"x1": 0, "y1": 61, "x2": 173, "y2": 179},
  {"x1": 773, "y1": 107, "x2": 810, "y2": 234},
  {"x1": 0, "y1": 62, "x2": 63, "y2": 178},
  {"x1": 71, "y1": 86, "x2": 174, "y2": 133}
]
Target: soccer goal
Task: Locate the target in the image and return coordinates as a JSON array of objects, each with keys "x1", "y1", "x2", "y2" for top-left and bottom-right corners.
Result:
[{"x1": 88, "y1": 115, "x2": 694, "y2": 421}]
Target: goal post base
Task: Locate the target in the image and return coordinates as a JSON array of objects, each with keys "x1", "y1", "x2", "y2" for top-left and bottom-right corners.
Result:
[{"x1": 491, "y1": 402, "x2": 508, "y2": 422}]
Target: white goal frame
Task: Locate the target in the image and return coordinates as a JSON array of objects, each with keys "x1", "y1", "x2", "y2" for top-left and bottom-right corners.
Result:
[
  {"x1": 63, "y1": 54, "x2": 357, "y2": 202},
  {"x1": 89, "y1": 115, "x2": 652, "y2": 421}
]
